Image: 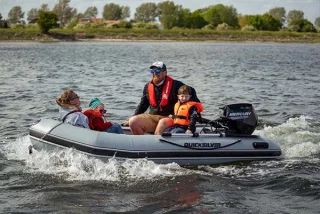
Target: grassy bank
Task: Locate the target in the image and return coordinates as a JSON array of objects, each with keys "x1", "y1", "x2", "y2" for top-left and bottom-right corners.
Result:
[{"x1": 1, "y1": 28, "x2": 320, "y2": 43}]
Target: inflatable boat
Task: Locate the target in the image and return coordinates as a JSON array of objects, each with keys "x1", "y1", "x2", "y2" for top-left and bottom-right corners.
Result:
[{"x1": 28, "y1": 103, "x2": 283, "y2": 166}]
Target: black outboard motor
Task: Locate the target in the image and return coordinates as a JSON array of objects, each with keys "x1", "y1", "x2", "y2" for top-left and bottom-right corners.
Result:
[{"x1": 219, "y1": 103, "x2": 258, "y2": 135}]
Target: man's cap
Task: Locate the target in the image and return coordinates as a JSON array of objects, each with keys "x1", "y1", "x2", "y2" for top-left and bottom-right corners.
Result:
[{"x1": 150, "y1": 61, "x2": 167, "y2": 71}]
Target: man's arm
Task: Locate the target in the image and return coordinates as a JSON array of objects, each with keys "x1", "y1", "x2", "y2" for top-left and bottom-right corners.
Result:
[
  {"x1": 189, "y1": 87, "x2": 200, "y2": 102},
  {"x1": 134, "y1": 84, "x2": 150, "y2": 115}
]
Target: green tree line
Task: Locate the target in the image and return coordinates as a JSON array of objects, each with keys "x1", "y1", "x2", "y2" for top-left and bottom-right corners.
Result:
[{"x1": 1, "y1": 0, "x2": 319, "y2": 33}]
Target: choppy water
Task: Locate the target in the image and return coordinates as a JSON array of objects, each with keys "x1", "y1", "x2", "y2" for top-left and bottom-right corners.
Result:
[{"x1": 0, "y1": 42, "x2": 320, "y2": 213}]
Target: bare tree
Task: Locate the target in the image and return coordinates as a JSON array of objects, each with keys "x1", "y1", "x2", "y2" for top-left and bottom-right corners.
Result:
[
  {"x1": 84, "y1": 6, "x2": 98, "y2": 18},
  {"x1": 52, "y1": 0, "x2": 77, "y2": 26},
  {"x1": 26, "y1": 4, "x2": 50, "y2": 23},
  {"x1": 315, "y1": 17, "x2": 320, "y2": 28},
  {"x1": 134, "y1": 2, "x2": 159, "y2": 22},
  {"x1": 40, "y1": 4, "x2": 50, "y2": 11},
  {"x1": 8, "y1": 6, "x2": 24, "y2": 24},
  {"x1": 121, "y1": 6, "x2": 130, "y2": 20},
  {"x1": 27, "y1": 8, "x2": 39, "y2": 22}
]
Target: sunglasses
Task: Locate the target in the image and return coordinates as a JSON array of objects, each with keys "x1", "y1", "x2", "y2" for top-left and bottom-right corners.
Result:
[
  {"x1": 150, "y1": 69, "x2": 162, "y2": 74},
  {"x1": 100, "y1": 109, "x2": 107, "y2": 114},
  {"x1": 70, "y1": 95, "x2": 79, "y2": 100}
]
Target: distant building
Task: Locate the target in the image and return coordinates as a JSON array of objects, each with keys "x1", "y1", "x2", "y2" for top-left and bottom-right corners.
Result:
[
  {"x1": 105, "y1": 20, "x2": 121, "y2": 24},
  {"x1": 78, "y1": 18, "x2": 125, "y2": 25},
  {"x1": 78, "y1": 18, "x2": 104, "y2": 24}
]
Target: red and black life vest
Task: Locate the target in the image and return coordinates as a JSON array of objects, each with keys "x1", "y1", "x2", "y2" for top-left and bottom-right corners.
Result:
[{"x1": 148, "y1": 76, "x2": 173, "y2": 108}]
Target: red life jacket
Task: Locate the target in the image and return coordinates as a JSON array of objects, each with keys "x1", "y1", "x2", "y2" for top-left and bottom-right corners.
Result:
[
  {"x1": 148, "y1": 76, "x2": 173, "y2": 107},
  {"x1": 82, "y1": 109, "x2": 103, "y2": 130},
  {"x1": 173, "y1": 101, "x2": 204, "y2": 126}
]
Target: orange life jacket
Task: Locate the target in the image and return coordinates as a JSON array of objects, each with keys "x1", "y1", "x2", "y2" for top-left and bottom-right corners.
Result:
[
  {"x1": 82, "y1": 109, "x2": 103, "y2": 130},
  {"x1": 173, "y1": 101, "x2": 204, "y2": 126},
  {"x1": 148, "y1": 76, "x2": 173, "y2": 107}
]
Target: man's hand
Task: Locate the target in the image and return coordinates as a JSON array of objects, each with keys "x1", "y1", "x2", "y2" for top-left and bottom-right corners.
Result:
[
  {"x1": 186, "y1": 129, "x2": 192, "y2": 134},
  {"x1": 122, "y1": 121, "x2": 129, "y2": 126}
]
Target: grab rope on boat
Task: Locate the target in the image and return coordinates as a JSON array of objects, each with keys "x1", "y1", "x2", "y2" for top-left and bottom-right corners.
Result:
[
  {"x1": 38, "y1": 121, "x2": 64, "y2": 141},
  {"x1": 29, "y1": 120, "x2": 63, "y2": 155},
  {"x1": 159, "y1": 138, "x2": 241, "y2": 150}
]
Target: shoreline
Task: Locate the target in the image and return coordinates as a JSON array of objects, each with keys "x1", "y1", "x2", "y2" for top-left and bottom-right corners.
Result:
[
  {"x1": 1, "y1": 30, "x2": 320, "y2": 43},
  {"x1": 76, "y1": 38, "x2": 320, "y2": 44},
  {"x1": 1, "y1": 38, "x2": 320, "y2": 43},
  {"x1": 1, "y1": 39, "x2": 319, "y2": 44}
]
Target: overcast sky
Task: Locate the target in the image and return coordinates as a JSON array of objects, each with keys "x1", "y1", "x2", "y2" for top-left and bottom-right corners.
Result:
[{"x1": 1, "y1": 0, "x2": 319, "y2": 23}]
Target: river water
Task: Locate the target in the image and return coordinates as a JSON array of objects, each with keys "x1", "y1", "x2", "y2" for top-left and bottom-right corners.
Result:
[{"x1": 0, "y1": 41, "x2": 320, "y2": 213}]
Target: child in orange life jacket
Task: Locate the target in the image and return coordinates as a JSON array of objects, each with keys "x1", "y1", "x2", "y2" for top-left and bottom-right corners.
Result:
[
  {"x1": 165, "y1": 85, "x2": 204, "y2": 134},
  {"x1": 83, "y1": 98, "x2": 124, "y2": 134}
]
